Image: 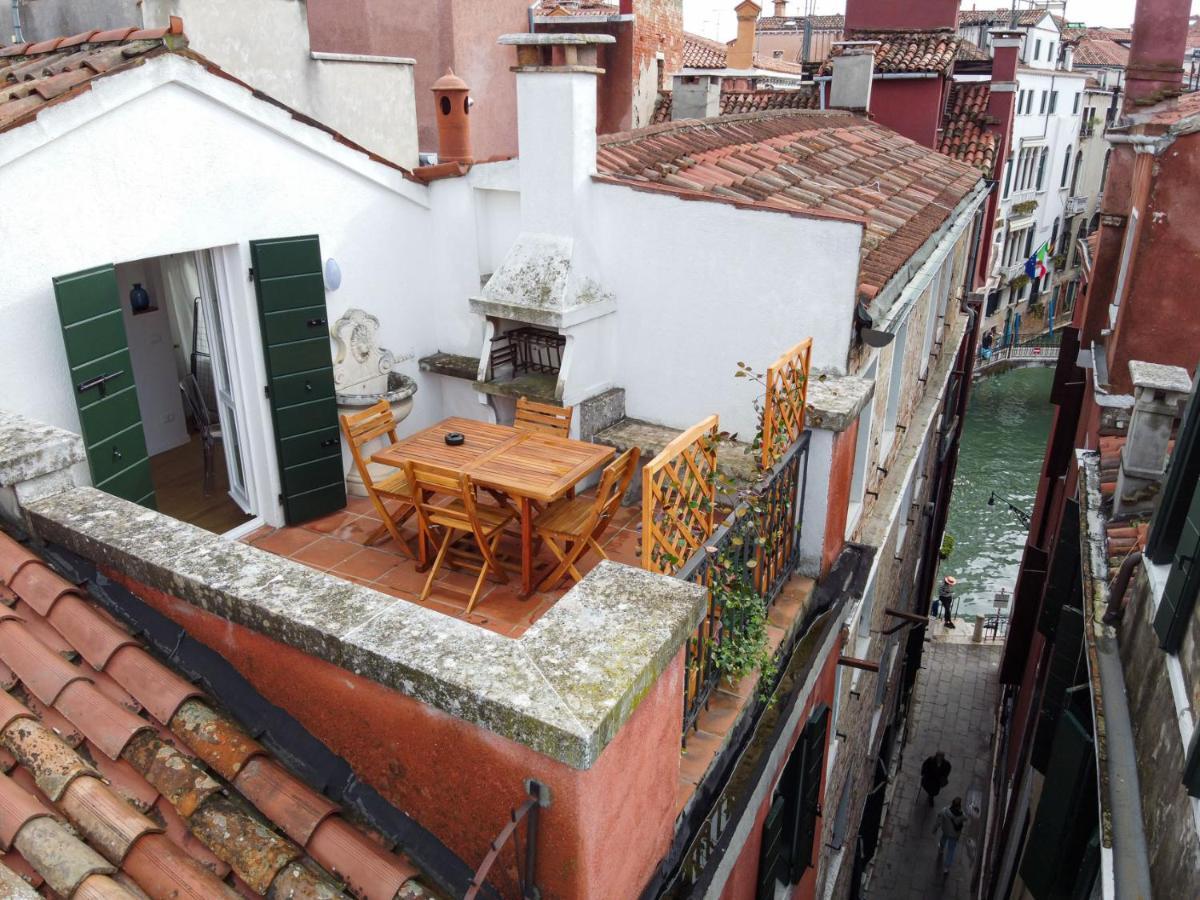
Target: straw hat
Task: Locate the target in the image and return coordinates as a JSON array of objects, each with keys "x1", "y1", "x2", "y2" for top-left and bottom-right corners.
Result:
[{"x1": 943, "y1": 576, "x2": 957, "y2": 586}]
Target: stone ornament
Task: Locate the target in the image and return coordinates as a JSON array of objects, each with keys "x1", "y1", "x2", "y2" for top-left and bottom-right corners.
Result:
[{"x1": 332, "y1": 308, "x2": 395, "y2": 393}]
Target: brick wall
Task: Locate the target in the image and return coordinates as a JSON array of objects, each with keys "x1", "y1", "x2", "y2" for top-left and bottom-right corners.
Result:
[{"x1": 631, "y1": 0, "x2": 683, "y2": 128}]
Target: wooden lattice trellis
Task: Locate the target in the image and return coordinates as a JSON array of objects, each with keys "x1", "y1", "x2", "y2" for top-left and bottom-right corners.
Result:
[
  {"x1": 761, "y1": 338, "x2": 813, "y2": 470},
  {"x1": 641, "y1": 415, "x2": 719, "y2": 577}
]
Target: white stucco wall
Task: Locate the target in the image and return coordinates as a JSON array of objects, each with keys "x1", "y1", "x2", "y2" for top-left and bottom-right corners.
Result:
[
  {"x1": 591, "y1": 183, "x2": 862, "y2": 439},
  {"x1": 143, "y1": 0, "x2": 419, "y2": 168},
  {"x1": 0, "y1": 54, "x2": 441, "y2": 523}
]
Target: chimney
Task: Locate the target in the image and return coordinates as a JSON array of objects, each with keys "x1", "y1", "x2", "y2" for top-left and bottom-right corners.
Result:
[
  {"x1": 1114, "y1": 361, "x2": 1193, "y2": 517},
  {"x1": 728, "y1": 0, "x2": 762, "y2": 70},
  {"x1": 773, "y1": 0, "x2": 787, "y2": 16},
  {"x1": 829, "y1": 41, "x2": 878, "y2": 110},
  {"x1": 431, "y1": 70, "x2": 473, "y2": 164},
  {"x1": 498, "y1": 32, "x2": 613, "y2": 235},
  {"x1": 672, "y1": 74, "x2": 722, "y2": 120},
  {"x1": 1062, "y1": 43, "x2": 1074, "y2": 71},
  {"x1": 986, "y1": 30, "x2": 1022, "y2": 124},
  {"x1": 1125, "y1": 0, "x2": 1191, "y2": 108}
]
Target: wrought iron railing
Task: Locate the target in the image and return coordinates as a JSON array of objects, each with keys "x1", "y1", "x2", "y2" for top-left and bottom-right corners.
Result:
[
  {"x1": 976, "y1": 328, "x2": 1063, "y2": 371},
  {"x1": 675, "y1": 432, "x2": 810, "y2": 741}
]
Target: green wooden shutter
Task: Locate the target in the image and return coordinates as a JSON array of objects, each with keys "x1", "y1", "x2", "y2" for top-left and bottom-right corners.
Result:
[
  {"x1": 788, "y1": 703, "x2": 829, "y2": 881},
  {"x1": 1020, "y1": 698, "x2": 1097, "y2": 900},
  {"x1": 1153, "y1": 480, "x2": 1200, "y2": 652},
  {"x1": 1038, "y1": 500, "x2": 1080, "y2": 639},
  {"x1": 249, "y1": 236, "x2": 345, "y2": 525},
  {"x1": 52, "y1": 265, "x2": 156, "y2": 508},
  {"x1": 1031, "y1": 602, "x2": 1084, "y2": 773},
  {"x1": 1184, "y1": 721, "x2": 1200, "y2": 799},
  {"x1": 756, "y1": 794, "x2": 789, "y2": 900},
  {"x1": 1147, "y1": 377, "x2": 1200, "y2": 565}
]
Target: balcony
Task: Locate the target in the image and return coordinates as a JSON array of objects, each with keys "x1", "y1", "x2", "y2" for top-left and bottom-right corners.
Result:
[
  {"x1": 1065, "y1": 195, "x2": 1088, "y2": 216},
  {"x1": 1000, "y1": 261, "x2": 1029, "y2": 281}
]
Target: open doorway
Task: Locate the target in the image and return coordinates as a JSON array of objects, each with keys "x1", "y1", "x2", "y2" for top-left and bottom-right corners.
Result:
[{"x1": 114, "y1": 250, "x2": 254, "y2": 534}]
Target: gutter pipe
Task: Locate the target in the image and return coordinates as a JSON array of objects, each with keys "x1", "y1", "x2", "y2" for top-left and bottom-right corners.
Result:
[{"x1": 1102, "y1": 550, "x2": 1142, "y2": 624}]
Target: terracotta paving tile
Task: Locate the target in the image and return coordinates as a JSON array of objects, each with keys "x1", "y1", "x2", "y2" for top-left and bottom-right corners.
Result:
[
  {"x1": 472, "y1": 588, "x2": 538, "y2": 627},
  {"x1": 290, "y1": 538, "x2": 360, "y2": 571},
  {"x1": 376, "y1": 565, "x2": 432, "y2": 597},
  {"x1": 344, "y1": 497, "x2": 377, "y2": 516},
  {"x1": 679, "y1": 729, "x2": 725, "y2": 785},
  {"x1": 250, "y1": 528, "x2": 320, "y2": 558},
  {"x1": 333, "y1": 516, "x2": 384, "y2": 546},
  {"x1": 304, "y1": 511, "x2": 354, "y2": 535},
  {"x1": 692, "y1": 687, "x2": 745, "y2": 739},
  {"x1": 242, "y1": 525, "x2": 274, "y2": 544},
  {"x1": 331, "y1": 549, "x2": 399, "y2": 583}
]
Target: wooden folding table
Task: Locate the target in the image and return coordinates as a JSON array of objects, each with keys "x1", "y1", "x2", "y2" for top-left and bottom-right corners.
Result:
[{"x1": 372, "y1": 417, "x2": 615, "y2": 596}]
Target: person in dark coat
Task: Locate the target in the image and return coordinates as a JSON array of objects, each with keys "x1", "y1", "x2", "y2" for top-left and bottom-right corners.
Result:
[
  {"x1": 939, "y1": 575, "x2": 957, "y2": 628},
  {"x1": 920, "y1": 751, "x2": 952, "y2": 807}
]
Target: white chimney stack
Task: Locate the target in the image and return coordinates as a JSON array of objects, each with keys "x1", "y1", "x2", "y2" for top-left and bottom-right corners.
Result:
[{"x1": 829, "y1": 41, "x2": 879, "y2": 111}]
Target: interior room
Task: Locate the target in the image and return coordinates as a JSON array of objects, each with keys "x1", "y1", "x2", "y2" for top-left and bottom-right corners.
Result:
[{"x1": 114, "y1": 252, "x2": 254, "y2": 534}]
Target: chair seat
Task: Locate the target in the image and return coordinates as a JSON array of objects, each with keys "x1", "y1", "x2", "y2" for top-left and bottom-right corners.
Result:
[
  {"x1": 427, "y1": 500, "x2": 515, "y2": 536},
  {"x1": 533, "y1": 496, "x2": 597, "y2": 539},
  {"x1": 373, "y1": 469, "x2": 412, "y2": 500}
]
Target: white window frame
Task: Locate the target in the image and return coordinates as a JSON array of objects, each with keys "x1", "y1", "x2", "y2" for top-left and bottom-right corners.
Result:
[
  {"x1": 1110, "y1": 208, "x2": 1139, "y2": 328},
  {"x1": 880, "y1": 321, "x2": 908, "y2": 460},
  {"x1": 846, "y1": 361, "x2": 877, "y2": 538}
]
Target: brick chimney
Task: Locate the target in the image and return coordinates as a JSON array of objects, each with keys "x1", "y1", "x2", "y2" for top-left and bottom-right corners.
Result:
[
  {"x1": 1125, "y1": 0, "x2": 1192, "y2": 108},
  {"x1": 986, "y1": 30, "x2": 1022, "y2": 131},
  {"x1": 829, "y1": 41, "x2": 878, "y2": 111},
  {"x1": 498, "y1": 33, "x2": 614, "y2": 234},
  {"x1": 728, "y1": 0, "x2": 761, "y2": 70},
  {"x1": 431, "y1": 70, "x2": 473, "y2": 164},
  {"x1": 1114, "y1": 361, "x2": 1193, "y2": 517},
  {"x1": 773, "y1": 0, "x2": 787, "y2": 16}
]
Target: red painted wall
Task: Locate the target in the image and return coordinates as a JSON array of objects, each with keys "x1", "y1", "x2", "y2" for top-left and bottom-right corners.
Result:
[
  {"x1": 717, "y1": 644, "x2": 840, "y2": 900},
  {"x1": 112, "y1": 574, "x2": 685, "y2": 900},
  {"x1": 845, "y1": 0, "x2": 960, "y2": 32},
  {"x1": 869, "y1": 78, "x2": 945, "y2": 149},
  {"x1": 1107, "y1": 136, "x2": 1200, "y2": 391},
  {"x1": 822, "y1": 423, "x2": 858, "y2": 577},
  {"x1": 306, "y1": 0, "x2": 529, "y2": 157}
]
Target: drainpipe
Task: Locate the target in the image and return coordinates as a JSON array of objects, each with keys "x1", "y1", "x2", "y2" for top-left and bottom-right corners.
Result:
[
  {"x1": 10, "y1": 0, "x2": 21, "y2": 42},
  {"x1": 1102, "y1": 550, "x2": 1142, "y2": 624}
]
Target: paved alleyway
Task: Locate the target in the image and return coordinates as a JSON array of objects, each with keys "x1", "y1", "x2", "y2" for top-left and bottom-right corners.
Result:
[{"x1": 867, "y1": 632, "x2": 1001, "y2": 899}]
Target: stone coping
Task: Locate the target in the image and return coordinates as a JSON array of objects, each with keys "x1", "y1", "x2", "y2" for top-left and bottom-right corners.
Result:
[
  {"x1": 26, "y1": 487, "x2": 707, "y2": 770},
  {"x1": 805, "y1": 374, "x2": 875, "y2": 432},
  {"x1": 0, "y1": 411, "x2": 84, "y2": 486},
  {"x1": 1128, "y1": 360, "x2": 1192, "y2": 395},
  {"x1": 594, "y1": 418, "x2": 758, "y2": 486}
]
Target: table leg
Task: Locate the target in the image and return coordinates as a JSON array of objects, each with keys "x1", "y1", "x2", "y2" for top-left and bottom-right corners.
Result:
[{"x1": 520, "y1": 496, "x2": 534, "y2": 598}]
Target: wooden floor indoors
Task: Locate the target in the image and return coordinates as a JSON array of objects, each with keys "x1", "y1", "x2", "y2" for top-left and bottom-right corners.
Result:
[
  {"x1": 150, "y1": 434, "x2": 253, "y2": 535},
  {"x1": 243, "y1": 492, "x2": 642, "y2": 637}
]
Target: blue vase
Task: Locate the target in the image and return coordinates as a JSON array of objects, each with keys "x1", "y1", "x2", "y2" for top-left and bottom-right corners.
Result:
[{"x1": 130, "y1": 283, "x2": 151, "y2": 313}]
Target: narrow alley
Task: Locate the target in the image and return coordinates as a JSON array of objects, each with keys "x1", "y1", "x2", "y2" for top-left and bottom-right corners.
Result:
[{"x1": 866, "y1": 630, "x2": 1001, "y2": 899}]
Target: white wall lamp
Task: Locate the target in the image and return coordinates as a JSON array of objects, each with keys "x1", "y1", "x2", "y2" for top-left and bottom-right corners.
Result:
[{"x1": 324, "y1": 258, "x2": 342, "y2": 292}]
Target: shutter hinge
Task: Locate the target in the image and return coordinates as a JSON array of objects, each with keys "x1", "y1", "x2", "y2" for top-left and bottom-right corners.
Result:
[
  {"x1": 278, "y1": 493, "x2": 284, "y2": 506},
  {"x1": 248, "y1": 267, "x2": 255, "y2": 282},
  {"x1": 264, "y1": 385, "x2": 271, "y2": 399}
]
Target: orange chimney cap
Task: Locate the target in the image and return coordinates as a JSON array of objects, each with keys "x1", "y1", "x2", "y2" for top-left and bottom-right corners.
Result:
[{"x1": 432, "y1": 69, "x2": 469, "y2": 92}]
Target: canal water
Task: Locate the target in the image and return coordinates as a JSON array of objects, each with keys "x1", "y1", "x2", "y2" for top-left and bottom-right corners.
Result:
[{"x1": 942, "y1": 367, "x2": 1056, "y2": 618}]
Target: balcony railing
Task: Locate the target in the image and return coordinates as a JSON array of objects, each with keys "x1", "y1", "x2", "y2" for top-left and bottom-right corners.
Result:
[
  {"x1": 999, "y1": 261, "x2": 1028, "y2": 281},
  {"x1": 675, "y1": 431, "x2": 810, "y2": 740},
  {"x1": 1065, "y1": 195, "x2": 1088, "y2": 216}
]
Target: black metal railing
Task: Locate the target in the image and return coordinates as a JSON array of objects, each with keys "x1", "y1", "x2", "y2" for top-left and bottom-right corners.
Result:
[
  {"x1": 976, "y1": 328, "x2": 1063, "y2": 370},
  {"x1": 676, "y1": 432, "x2": 810, "y2": 742}
]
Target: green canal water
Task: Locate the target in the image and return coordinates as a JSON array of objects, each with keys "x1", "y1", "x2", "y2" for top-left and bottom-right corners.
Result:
[{"x1": 942, "y1": 367, "x2": 1056, "y2": 618}]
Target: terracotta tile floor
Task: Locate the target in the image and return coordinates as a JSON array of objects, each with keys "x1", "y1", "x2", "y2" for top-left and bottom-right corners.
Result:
[{"x1": 244, "y1": 492, "x2": 643, "y2": 638}]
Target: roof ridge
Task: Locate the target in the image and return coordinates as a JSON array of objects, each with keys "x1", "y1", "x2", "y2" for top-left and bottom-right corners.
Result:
[
  {"x1": 0, "y1": 17, "x2": 187, "y2": 59},
  {"x1": 598, "y1": 107, "x2": 863, "y2": 146}
]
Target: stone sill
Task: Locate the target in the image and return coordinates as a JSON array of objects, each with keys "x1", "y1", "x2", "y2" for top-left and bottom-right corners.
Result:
[
  {"x1": 26, "y1": 487, "x2": 706, "y2": 770},
  {"x1": 474, "y1": 371, "x2": 560, "y2": 405},
  {"x1": 417, "y1": 353, "x2": 480, "y2": 380}
]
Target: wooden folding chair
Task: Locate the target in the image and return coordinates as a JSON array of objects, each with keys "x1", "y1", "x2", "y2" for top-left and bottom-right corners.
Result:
[
  {"x1": 405, "y1": 461, "x2": 517, "y2": 613},
  {"x1": 339, "y1": 400, "x2": 416, "y2": 557},
  {"x1": 533, "y1": 448, "x2": 640, "y2": 591},
  {"x1": 514, "y1": 397, "x2": 573, "y2": 437}
]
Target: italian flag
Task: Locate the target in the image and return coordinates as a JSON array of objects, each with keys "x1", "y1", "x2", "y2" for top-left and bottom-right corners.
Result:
[{"x1": 1024, "y1": 241, "x2": 1052, "y2": 280}]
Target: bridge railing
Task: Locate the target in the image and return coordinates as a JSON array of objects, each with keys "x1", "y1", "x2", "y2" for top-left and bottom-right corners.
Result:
[{"x1": 975, "y1": 329, "x2": 1062, "y2": 371}]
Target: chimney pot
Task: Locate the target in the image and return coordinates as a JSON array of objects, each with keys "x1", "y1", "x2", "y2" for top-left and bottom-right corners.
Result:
[
  {"x1": 431, "y1": 69, "x2": 473, "y2": 164},
  {"x1": 728, "y1": 0, "x2": 762, "y2": 70},
  {"x1": 1114, "y1": 361, "x2": 1193, "y2": 517},
  {"x1": 773, "y1": 1, "x2": 787, "y2": 17}
]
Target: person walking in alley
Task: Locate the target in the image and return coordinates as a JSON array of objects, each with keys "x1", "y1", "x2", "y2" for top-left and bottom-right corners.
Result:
[
  {"x1": 933, "y1": 797, "x2": 967, "y2": 876},
  {"x1": 939, "y1": 575, "x2": 957, "y2": 628},
  {"x1": 920, "y1": 751, "x2": 952, "y2": 807}
]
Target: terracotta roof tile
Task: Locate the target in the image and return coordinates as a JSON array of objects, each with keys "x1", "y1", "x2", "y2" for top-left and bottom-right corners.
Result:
[
  {"x1": 956, "y1": 38, "x2": 990, "y2": 62},
  {"x1": 0, "y1": 772, "x2": 56, "y2": 850},
  {"x1": 823, "y1": 29, "x2": 961, "y2": 75},
  {"x1": 939, "y1": 81, "x2": 998, "y2": 173},
  {"x1": 757, "y1": 14, "x2": 845, "y2": 32},
  {"x1": 597, "y1": 110, "x2": 981, "y2": 301},
  {"x1": 13, "y1": 816, "x2": 122, "y2": 898},
  {"x1": 682, "y1": 31, "x2": 807, "y2": 74},
  {"x1": 0, "y1": 531, "x2": 427, "y2": 898},
  {"x1": 958, "y1": 8, "x2": 1051, "y2": 27},
  {"x1": 651, "y1": 86, "x2": 820, "y2": 124}
]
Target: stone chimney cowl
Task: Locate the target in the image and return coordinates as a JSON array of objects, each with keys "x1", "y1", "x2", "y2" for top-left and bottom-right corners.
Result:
[{"x1": 431, "y1": 69, "x2": 473, "y2": 164}]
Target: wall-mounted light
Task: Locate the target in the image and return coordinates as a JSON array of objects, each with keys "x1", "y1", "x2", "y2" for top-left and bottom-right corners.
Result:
[{"x1": 324, "y1": 258, "x2": 342, "y2": 292}]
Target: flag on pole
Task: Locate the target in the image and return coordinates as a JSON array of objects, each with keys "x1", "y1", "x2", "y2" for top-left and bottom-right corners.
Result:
[{"x1": 1024, "y1": 241, "x2": 1051, "y2": 279}]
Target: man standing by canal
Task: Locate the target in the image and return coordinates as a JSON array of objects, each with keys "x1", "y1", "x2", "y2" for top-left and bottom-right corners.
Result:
[{"x1": 938, "y1": 576, "x2": 957, "y2": 628}]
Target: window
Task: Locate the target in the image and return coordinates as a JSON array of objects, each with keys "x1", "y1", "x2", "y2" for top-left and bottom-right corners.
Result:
[
  {"x1": 1109, "y1": 208, "x2": 1138, "y2": 327},
  {"x1": 1048, "y1": 42, "x2": 1055, "y2": 64},
  {"x1": 882, "y1": 321, "x2": 908, "y2": 457},
  {"x1": 1073, "y1": 92, "x2": 1081, "y2": 115},
  {"x1": 1040, "y1": 90, "x2": 1048, "y2": 115},
  {"x1": 1003, "y1": 159, "x2": 1013, "y2": 198},
  {"x1": 1035, "y1": 38, "x2": 1042, "y2": 60},
  {"x1": 1070, "y1": 149, "x2": 1084, "y2": 195},
  {"x1": 1060, "y1": 144, "x2": 1073, "y2": 187},
  {"x1": 1100, "y1": 148, "x2": 1112, "y2": 187},
  {"x1": 829, "y1": 779, "x2": 852, "y2": 851},
  {"x1": 1049, "y1": 90, "x2": 1058, "y2": 114},
  {"x1": 847, "y1": 364, "x2": 876, "y2": 537},
  {"x1": 1036, "y1": 147, "x2": 1049, "y2": 190}
]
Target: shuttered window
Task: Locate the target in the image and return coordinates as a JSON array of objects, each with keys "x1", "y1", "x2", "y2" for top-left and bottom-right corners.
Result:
[
  {"x1": 249, "y1": 236, "x2": 346, "y2": 525},
  {"x1": 1153, "y1": 479, "x2": 1200, "y2": 653},
  {"x1": 756, "y1": 704, "x2": 829, "y2": 898},
  {"x1": 1146, "y1": 376, "x2": 1200, "y2": 565},
  {"x1": 1038, "y1": 499, "x2": 1080, "y2": 639},
  {"x1": 1184, "y1": 724, "x2": 1200, "y2": 799},
  {"x1": 1031, "y1": 603, "x2": 1084, "y2": 773}
]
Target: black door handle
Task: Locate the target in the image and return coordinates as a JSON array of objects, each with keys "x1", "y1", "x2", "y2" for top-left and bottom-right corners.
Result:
[
  {"x1": 112, "y1": 447, "x2": 123, "y2": 461},
  {"x1": 306, "y1": 318, "x2": 327, "y2": 328},
  {"x1": 77, "y1": 370, "x2": 125, "y2": 398},
  {"x1": 320, "y1": 438, "x2": 338, "y2": 448}
]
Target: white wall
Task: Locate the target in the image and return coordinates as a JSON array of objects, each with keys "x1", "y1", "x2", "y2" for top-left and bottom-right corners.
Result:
[
  {"x1": 115, "y1": 259, "x2": 189, "y2": 457},
  {"x1": 0, "y1": 54, "x2": 439, "y2": 524},
  {"x1": 591, "y1": 183, "x2": 862, "y2": 439},
  {"x1": 143, "y1": 0, "x2": 419, "y2": 168}
]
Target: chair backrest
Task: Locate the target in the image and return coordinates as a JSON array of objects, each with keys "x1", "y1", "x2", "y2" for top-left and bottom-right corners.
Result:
[
  {"x1": 339, "y1": 399, "x2": 397, "y2": 487},
  {"x1": 587, "y1": 448, "x2": 641, "y2": 536},
  {"x1": 404, "y1": 460, "x2": 487, "y2": 538},
  {"x1": 514, "y1": 397, "x2": 573, "y2": 437}
]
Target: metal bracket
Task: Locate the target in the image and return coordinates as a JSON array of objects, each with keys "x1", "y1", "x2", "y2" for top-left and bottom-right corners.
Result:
[{"x1": 76, "y1": 370, "x2": 125, "y2": 399}]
